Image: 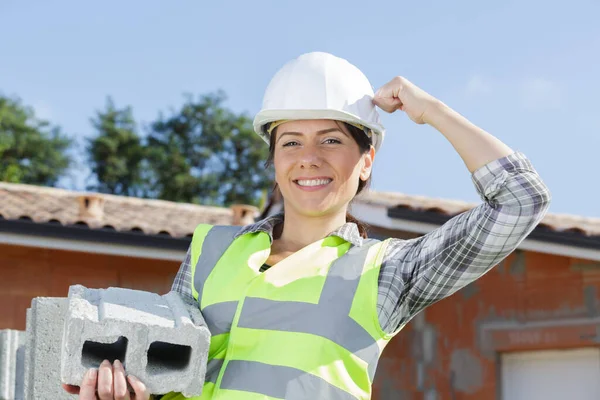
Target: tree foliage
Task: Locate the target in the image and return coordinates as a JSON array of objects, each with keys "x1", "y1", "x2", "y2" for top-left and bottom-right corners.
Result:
[
  {"x1": 87, "y1": 97, "x2": 146, "y2": 197},
  {"x1": 0, "y1": 96, "x2": 72, "y2": 186},
  {"x1": 0, "y1": 90, "x2": 273, "y2": 207},
  {"x1": 145, "y1": 91, "x2": 273, "y2": 206}
]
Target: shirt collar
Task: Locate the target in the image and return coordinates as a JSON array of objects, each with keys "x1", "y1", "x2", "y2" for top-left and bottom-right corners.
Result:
[{"x1": 234, "y1": 213, "x2": 364, "y2": 247}]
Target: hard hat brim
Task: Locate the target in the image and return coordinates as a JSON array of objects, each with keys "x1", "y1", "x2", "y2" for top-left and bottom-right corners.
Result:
[{"x1": 253, "y1": 109, "x2": 385, "y2": 152}]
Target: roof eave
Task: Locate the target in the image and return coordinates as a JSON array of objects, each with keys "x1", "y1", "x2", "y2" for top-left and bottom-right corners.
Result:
[
  {"x1": 387, "y1": 207, "x2": 600, "y2": 250},
  {"x1": 0, "y1": 218, "x2": 191, "y2": 251}
]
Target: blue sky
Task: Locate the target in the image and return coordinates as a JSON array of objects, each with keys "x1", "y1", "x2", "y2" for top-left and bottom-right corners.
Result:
[{"x1": 1, "y1": 0, "x2": 598, "y2": 217}]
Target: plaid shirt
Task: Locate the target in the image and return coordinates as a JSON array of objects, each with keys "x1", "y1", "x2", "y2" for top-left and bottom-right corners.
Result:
[{"x1": 171, "y1": 151, "x2": 551, "y2": 334}]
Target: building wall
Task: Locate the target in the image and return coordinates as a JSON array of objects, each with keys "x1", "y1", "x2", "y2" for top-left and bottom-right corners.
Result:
[
  {"x1": 4, "y1": 241, "x2": 599, "y2": 399},
  {"x1": 0, "y1": 243, "x2": 182, "y2": 330},
  {"x1": 372, "y1": 249, "x2": 600, "y2": 400}
]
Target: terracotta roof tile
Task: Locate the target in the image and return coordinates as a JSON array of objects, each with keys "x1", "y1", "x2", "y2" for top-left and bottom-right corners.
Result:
[
  {"x1": 356, "y1": 191, "x2": 600, "y2": 237},
  {"x1": 2, "y1": 183, "x2": 599, "y2": 240},
  {"x1": 0, "y1": 182, "x2": 234, "y2": 238}
]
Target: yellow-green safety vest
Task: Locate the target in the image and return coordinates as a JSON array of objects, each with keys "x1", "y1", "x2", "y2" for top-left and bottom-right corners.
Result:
[{"x1": 161, "y1": 223, "x2": 395, "y2": 400}]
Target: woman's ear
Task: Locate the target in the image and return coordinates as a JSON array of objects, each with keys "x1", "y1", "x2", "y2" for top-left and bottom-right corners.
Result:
[{"x1": 360, "y1": 146, "x2": 376, "y2": 181}]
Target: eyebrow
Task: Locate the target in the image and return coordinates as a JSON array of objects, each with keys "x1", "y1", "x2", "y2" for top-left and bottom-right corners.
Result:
[{"x1": 276, "y1": 128, "x2": 349, "y2": 144}]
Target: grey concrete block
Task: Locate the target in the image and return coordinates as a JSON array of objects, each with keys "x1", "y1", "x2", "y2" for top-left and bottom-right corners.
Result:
[
  {"x1": 61, "y1": 285, "x2": 210, "y2": 397},
  {"x1": 22, "y1": 297, "x2": 75, "y2": 400},
  {"x1": 0, "y1": 330, "x2": 26, "y2": 400}
]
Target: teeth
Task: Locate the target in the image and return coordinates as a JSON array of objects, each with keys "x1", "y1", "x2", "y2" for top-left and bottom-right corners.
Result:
[{"x1": 297, "y1": 179, "x2": 331, "y2": 187}]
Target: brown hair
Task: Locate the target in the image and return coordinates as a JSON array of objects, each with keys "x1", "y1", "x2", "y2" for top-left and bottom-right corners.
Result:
[{"x1": 264, "y1": 121, "x2": 372, "y2": 238}]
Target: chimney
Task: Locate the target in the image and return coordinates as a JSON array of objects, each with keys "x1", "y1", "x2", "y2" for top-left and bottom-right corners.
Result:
[
  {"x1": 230, "y1": 204, "x2": 258, "y2": 226},
  {"x1": 78, "y1": 194, "x2": 105, "y2": 221}
]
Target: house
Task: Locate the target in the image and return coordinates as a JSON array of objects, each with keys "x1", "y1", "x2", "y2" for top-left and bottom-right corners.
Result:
[
  {"x1": 260, "y1": 189, "x2": 600, "y2": 399},
  {"x1": 0, "y1": 182, "x2": 257, "y2": 330},
  {"x1": 2, "y1": 181, "x2": 600, "y2": 399},
  {"x1": 350, "y1": 191, "x2": 600, "y2": 399}
]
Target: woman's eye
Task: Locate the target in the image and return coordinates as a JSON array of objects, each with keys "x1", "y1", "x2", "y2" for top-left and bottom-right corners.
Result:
[
  {"x1": 323, "y1": 138, "x2": 342, "y2": 144},
  {"x1": 282, "y1": 141, "x2": 300, "y2": 147}
]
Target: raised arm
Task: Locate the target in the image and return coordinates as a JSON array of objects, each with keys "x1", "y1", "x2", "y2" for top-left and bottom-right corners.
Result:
[
  {"x1": 374, "y1": 75, "x2": 514, "y2": 172},
  {"x1": 373, "y1": 77, "x2": 551, "y2": 334}
]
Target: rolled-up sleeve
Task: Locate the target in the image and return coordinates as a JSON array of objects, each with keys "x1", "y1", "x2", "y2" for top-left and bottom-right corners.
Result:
[
  {"x1": 171, "y1": 245, "x2": 197, "y2": 305},
  {"x1": 378, "y1": 151, "x2": 551, "y2": 334}
]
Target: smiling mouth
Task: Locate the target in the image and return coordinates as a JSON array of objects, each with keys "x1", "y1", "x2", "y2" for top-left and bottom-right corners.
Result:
[{"x1": 294, "y1": 178, "x2": 333, "y2": 187}]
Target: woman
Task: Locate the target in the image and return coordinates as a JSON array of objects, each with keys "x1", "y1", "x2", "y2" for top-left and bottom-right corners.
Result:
[{"x1": 64, "y1": 52, "x2": 551, "y2": 399}]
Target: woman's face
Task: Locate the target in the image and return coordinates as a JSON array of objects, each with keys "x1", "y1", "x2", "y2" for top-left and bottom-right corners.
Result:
[{"x1": 273, "y1": 119, "x2": 374, "y2": 218}]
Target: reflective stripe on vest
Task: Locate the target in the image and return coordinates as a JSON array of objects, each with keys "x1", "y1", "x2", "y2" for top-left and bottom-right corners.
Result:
[
  {"x1": 193, "y1": 225, "x2": 241, "y2": 305},
  {"x1": 192, "y1": 225, "x2": 390, "y2": 399},
  {"x1": 220, "y1": 360, "x2": 357, "y2": 400},
  {"x1": 205, "y1": 358, "x2": 224, "y2": 384}
]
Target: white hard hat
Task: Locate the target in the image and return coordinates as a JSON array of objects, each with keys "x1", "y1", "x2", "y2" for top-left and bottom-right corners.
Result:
[{"x1": 253, "y1": 52, "x2": 385, "y2": 152}]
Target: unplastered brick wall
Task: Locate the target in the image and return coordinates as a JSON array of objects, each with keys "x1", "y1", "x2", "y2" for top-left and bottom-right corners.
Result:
[
  {"x1": 372, "y1": 250, "x2": 600, "y2": 399},
  {"x1": 0, "y1": 243, "x2": 180, "y2": 331}
]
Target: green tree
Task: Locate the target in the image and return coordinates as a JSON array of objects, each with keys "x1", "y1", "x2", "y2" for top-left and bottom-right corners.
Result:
[
  {"x1": 146, "y1": 91, "x2": 273, "y2": 206},
  {"x1": 0, "y1": 96, "x2": 72, "y2": 186},
  {"x1": 87, "y1": 97, "x2": 146, "y2": 196}
]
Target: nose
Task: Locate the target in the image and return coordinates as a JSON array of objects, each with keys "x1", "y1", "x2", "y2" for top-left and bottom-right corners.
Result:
[{"x1": 298, "y1": 147, "x2": 322, "y2": 169}]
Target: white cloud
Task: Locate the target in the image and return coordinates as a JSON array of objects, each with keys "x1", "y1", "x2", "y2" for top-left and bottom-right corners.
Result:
[
  {"x1": 464, "y1": 74, "x2": 493, "y2": 97},
  {"x1": 520, "y1": 78, "x2": 561, "y2": 110}
]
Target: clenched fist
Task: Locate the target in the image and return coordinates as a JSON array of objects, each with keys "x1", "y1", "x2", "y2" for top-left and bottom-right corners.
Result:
[{"x1": 373, "y1": 76, "x2": 441, "y2": 125}]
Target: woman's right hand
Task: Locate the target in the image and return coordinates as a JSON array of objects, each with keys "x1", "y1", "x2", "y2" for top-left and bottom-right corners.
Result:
[{"x1": 62, "y1": 359, "x2": 151, "y2": 399}]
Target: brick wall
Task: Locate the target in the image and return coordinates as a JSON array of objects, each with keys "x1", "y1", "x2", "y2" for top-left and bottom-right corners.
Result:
[
  {"x1": 4, "y1": 241, "x2": 598, "y2": 399},
  {"x1": 372, "y1": 249, "x2": 600, "y2": 399},
  {"x1": 0, "y1": 243, "x2": 182, "y2": 330}
]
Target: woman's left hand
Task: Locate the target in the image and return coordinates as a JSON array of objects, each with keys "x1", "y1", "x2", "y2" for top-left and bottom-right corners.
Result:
[
  {"x1": 62, "y1": 359, "x2": 151, "y2": 400},
  {"x1": 372, "y1": 76, "x2": 440, "y2": 125}
]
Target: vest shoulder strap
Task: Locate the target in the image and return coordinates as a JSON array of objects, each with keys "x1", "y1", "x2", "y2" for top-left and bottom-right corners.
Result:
[{"x1": 192, "y1": 224, "x2": 242, "y2": 302}]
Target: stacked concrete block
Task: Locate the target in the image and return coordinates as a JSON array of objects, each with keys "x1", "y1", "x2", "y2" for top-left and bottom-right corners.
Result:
[
  {"x1": 0, "y1": 330, "x2": 26, "y2": 400},
  {"x1": 61, "y1": 285, "x2": 210, "y2": 397},
  {"x1": 22, "y1": 297, "x2": 74, "y2": 400}
]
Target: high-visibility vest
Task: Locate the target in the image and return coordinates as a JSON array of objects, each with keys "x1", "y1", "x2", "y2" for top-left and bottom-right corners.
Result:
[{"x1": 161, "y1": 224, "x2": 394, "y2": 400}]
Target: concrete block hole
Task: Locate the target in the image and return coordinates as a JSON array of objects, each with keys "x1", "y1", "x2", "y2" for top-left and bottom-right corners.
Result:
[
  {"x1": 82, "y1": 336, "x2": 128, "y2": 368},
  {"x1": 146, "y1": 341, "x2": 191, "y2": 376},
  {"x1": 80, "y1": 336, "x2": 192, "y2": 376}
]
